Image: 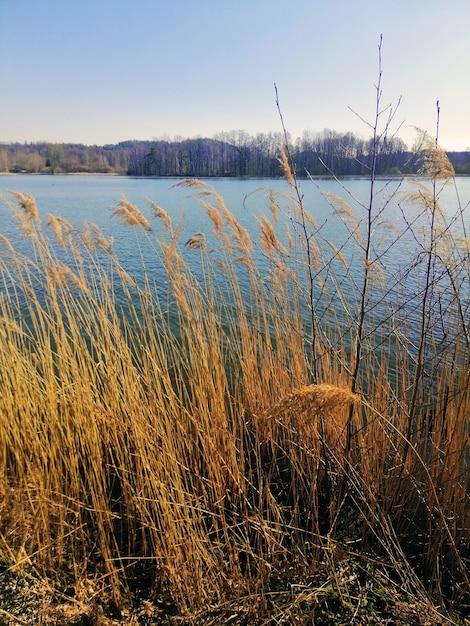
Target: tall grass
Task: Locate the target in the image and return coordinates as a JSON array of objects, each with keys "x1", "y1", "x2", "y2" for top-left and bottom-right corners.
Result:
[
  {"x1": 1, "y1": 160, "x2": 469, "y2": 620},
  {"x1": 1, "y1": 101, "x2": 470, "y2": 624}
]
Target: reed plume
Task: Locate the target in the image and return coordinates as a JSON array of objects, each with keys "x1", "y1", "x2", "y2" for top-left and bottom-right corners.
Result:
[
  {"x1": 146, "y1": 197, "x2": 173, "y2": 232},
  {"x1": 266, "y1": 383, "x2": 359, "y2": 422},
  {"x1": 185, "y1": 231, "x2": 206, "y2": 249},
  {"x1": 277, "y1": 144, "x2": 294, "y2": 187},
  {"x1": 112, "y1": 195, "x2": 152, "y2": 231},
  {"x1": 416, "y1": 131, "x2": 455, "y2": 179},
  {"x1": 9, "y1": 191, "x2": 38, "y2": 220}
]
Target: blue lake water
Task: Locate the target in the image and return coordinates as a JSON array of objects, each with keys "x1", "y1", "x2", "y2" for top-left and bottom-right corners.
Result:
[
  {"x1": 1, "y1": 174, "x2": 468, "y2": 270},
  {"x1": 1, "y1": 174, "x2": 469, "y2": 386}
]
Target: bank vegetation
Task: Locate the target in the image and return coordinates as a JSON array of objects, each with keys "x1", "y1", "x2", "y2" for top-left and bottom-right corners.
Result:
[
  {"x1": 2, "y1": 130, "x2": 470, "y2": 178},
  {"x1": 1, "y1": 43, "x2": 470, "y2": 625}
]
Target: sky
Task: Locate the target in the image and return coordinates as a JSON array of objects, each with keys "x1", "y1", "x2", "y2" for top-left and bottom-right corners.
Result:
[{"x1": 1, "y1": 0, "x2": 469, "y2": 151}]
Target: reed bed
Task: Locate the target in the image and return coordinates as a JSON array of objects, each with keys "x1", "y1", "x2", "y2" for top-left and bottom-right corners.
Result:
[{"x1": 0, "y1": 146, "x2": 469, "y2": 623}]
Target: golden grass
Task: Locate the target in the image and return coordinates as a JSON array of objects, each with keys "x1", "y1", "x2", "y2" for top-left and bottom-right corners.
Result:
[{"x1": 0, "y1": 161, "x2": 469, "y2": 621}]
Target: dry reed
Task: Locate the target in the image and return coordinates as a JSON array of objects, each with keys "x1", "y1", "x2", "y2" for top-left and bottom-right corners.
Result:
[{"x1": 0, "y1": 145, "x2": 469, "y2": 622}]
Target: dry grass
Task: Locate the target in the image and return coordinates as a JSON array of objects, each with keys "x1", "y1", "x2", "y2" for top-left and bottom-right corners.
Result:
[{"x1": 0, "y1": 148, "x2": 469, "y2": 624}]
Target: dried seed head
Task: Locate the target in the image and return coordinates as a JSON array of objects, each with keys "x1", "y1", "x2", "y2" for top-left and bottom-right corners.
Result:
[
  {"x1": 112, "y1": 196, "x2": 152, "y2": 231},
  {"x1": 10, "y1": 191, "x2": 39, "y2": 220},
  {"x1": 267, "y1": 190, "x2": 279, "y2": 225},
  {"x1": 420, "y1": 147, "x2": 455, "y2": 179},
  {"x1": 146, "y1": 198, "x2": 172, "y2": 232},
  {"x1": 416, "y1": 132, "x2": 455, "y2": 179},
  {"x1": 267, "y1": 383, "x2": 359, "y2": 421},
  {"x1": 185, "y1": 232, "x2": 206, "y2": 250},
  {"x1": 327, "y1": 241, "x2": 349, "y2": 270},
  {"x1": 172, "y1": 178, "x2": 208, "y2": 189},
  {"x1": 258, "y1": 215, "x2": 278, "y2": 252},
  {"x1": 0, "y1": 234, "x2": 15, "y2": 253},
  {"x1": 203, "y1": 202, "x2": 224, "y2": 232},
  {"x1": 402, "y1": 181, "x2": 445, "y2": 222},
  {"x1": 285, "y1": 225, "x2": 293, "y2": 251},
  {"x1": 277, "y1": 145, "x2": 294, "y2": 187},
  {"x1": 86, "y1": 222, "x2": 114, "y2": 253},
  {"x1": 47, "y1": 263, "x2": 87, "y2": 291},
  {"x1": 46, "y1": 214, "x2": 69, "y2": 248}
]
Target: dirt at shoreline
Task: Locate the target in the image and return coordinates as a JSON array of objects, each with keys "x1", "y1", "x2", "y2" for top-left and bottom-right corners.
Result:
[{"x1": 0, "y1": 560, "x2": 462, "y2": 626}]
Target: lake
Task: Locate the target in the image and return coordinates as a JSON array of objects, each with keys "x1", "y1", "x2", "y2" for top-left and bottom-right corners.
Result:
[
  {"x1": 1, "y1": 174, "x2": 469, "y2": 387},
  {"x1": 1, "y1": 173, "x2": 469, "y2": 262},
  {"x1": 1, "y1": 173, "x2": 469, "y2": 294}
]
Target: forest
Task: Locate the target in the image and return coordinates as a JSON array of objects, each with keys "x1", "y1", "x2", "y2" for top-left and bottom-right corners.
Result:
[{"x1": 2, "y1": 129, "x2": 470, "y2": 177}]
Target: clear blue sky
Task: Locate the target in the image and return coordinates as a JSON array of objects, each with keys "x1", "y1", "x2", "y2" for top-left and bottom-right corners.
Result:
[{"x1": 1, "y1": 0, "x2": 469, "y2": 150}]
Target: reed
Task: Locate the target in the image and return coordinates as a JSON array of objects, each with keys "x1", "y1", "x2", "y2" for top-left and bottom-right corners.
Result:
[
  {"x1": 1, "y1": 97, "x2": 470, "y2": 626},
  {"x1": 0, "y1": 160, "x2": 469, "y2": 623}
]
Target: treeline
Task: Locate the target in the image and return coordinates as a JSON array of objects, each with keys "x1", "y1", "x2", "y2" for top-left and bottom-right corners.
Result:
[{"x1": 1, "y1": 130, "x2": 469, "y2": 176}]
